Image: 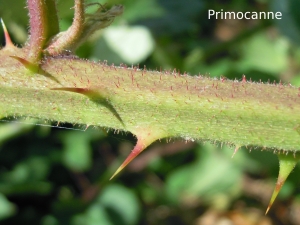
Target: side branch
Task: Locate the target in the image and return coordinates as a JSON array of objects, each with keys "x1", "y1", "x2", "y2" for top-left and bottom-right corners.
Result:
[
  {"x1": 45, "y1": 2, "x2": 124, "y2": 55},
  {"x1": 27, "y1": 0, "x2": 59, "y2": 61}
]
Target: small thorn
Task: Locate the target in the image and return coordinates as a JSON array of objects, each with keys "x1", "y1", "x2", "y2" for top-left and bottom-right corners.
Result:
[
  {"x1": 11, "y1": 56, "x2": 61, "y2": 84},
  {"x1": 266, "y1": 153, "x2": 300, "y2": 214},
  {"x1": 242, "y1": 74, "x2": 246, "y2": 83},
  {"x1": 232, "y1": 146, "x2": 240, "y2": 158},
  {"x1": 1, "y1": 18, "x2": 13, "y2": 48},
  {"x1": 10, "y1": 56, "x2": 39, "y2": 73},
  {"x1": 52, "y1": 87, "x2": 89, "y2": 94},
  {"x1": 52, "y1": 87, "x2": 125, "y2": 127}
]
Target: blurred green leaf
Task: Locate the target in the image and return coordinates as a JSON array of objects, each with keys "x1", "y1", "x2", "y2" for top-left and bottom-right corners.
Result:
[
  {"x1": 61, "y1": 131, "x2": 97, "y2": 172},
  {"x1": 72, "y1": 205, "x2": 113, "y2": 225},
  {"x1": 0, "y1": 0, "x2": 28, "y2": 45},
  {"x1": 41, "y1": 215, "x2": 59, "y2": 225},
  {"x1": 166, "y1": 144, "x2": 243, "y2": 209},
  {"x1": 291, "y1": 75, "x2": 300, "y2": 86},
  {"x1": 91, "y1": 37, "x2": 124, "y2": 65},
  {"x1": 0, "y1": 121, "x2": 34, "y2": 144},
  {"x1": 0, "y1": 193, "x2": 16, "y2": 220},
  {"x1": 1, "y1": 156, "x2": 49, "y2": 184},
  {"x1": 71, "y1": 184, "x2": 140, "y2": 225},
  {"x1": 0, "y1": 182, "x2": 52, "y2": 195},
  {"x1": 272, "y1": 0, "x2": 300, "y2": 45},
  {"x1": 237, "y1": 32, "x2": 289, "y2": 74},
  {"x1": 140, "y1": 0, "x2": 205, "y2": 35},
  {"x1": 98, "y1": 184, "x2": 141, "y2": 225},
  {"x1": 121, "y1": 0, "x2": 164, "y2": 22},
  {"x1": 191, "y1": 58, "x2": 233, "y2": 77},
  {"x1": 102, "y1": 26, "x2": 155, "y2": 64},
  {"x1": 278, "y1": 180, "x2": 294, "y2": 200}
]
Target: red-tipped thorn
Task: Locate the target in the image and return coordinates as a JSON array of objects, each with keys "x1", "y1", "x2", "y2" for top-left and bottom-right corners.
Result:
[
  {"x1": 110, "y1": 138, "x2": 146, "y2": 180},
  {"x1": 52, "y1": 87, "x2": 124, "y2": 127},
  {"x1": 242, "y1": 74, "x2": 246, "y2": 83},
  {"x1": 1, "y1": 19, "x2": 14, "y2": 48},
  {"x1": 110, "y1": 129, "x2": 167, "y2": 180},
  {"x1": 232, "y1": 146, "x2": 240, "y2": 158},
  {"x1": 9, "y1": 56, "x2": 39, "y2": 73},
  {"x1": 265, "y1": 153, "x2": 300, "y2": 214},
  {"x1": 52, "y1": 87, "x2": 89, "y2": 94}
]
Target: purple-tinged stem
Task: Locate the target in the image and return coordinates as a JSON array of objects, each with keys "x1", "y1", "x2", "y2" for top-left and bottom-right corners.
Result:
[{"x1": 27, "y1": 0, "x2": 59, "y2": 62}]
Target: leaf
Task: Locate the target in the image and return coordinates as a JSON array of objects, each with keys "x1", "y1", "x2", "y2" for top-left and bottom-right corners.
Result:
[
  {"x1": 72, "y1": 184, "x2": 140, "y2": 225},
  {"x1": 98, "y1": 184, "x2": 140, "y2": 225},
  {"x1": 103, "y1": 26, "x2": 155, "y2": 64},
  {"x1": 0, "y1": 193, "x2": 16, "y2": 220},
  {"x1": 166, "y1": 144, "x2": 243, "y2": 208},
  {"x1": 271, "y1": 0, "x2": 300, "y2": 45},
  {"x1": 61, "y1": 131, "x2": 93, "y2": 172},
  {"x1": 238, "y1": 32, "x2": 289, "y2": 74}
]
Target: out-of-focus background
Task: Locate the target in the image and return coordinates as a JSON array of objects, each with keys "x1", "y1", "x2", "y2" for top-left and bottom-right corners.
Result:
[{"x1": 0, "y1": 0, "x2": 300, "y2": 224}]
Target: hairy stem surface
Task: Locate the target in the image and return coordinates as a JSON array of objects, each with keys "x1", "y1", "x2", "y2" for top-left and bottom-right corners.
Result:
[{"x1": 0, "y1": 50, "x2": 299, "y2": 152}]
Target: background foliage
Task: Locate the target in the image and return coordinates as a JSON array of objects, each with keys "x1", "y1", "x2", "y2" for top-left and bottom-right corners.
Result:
[{"x1": 0, "y1": 0, "x2": 300, "y2": 224}]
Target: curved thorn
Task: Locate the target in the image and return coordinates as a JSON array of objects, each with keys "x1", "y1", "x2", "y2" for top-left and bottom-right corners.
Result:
[
  {"x1": 10, "y1": 56, "x2": 39, "y2": 73},
  {"x1": 265, "y1": 153, "x2": 300, "y2": 214},
  {"x1": 110, "y1": 128, "x2": 167, "y2": 180},
  {"x1": 1, "y1": 18, "x2": 13, "y2": 48},
  {"x1": 10, "y1": 56, "x2": 61, "y2": 84},
  {"x1": 110, "y1": 138, "x2": 146, "y2": 180},
  {"x1": 51, "y1": 87, "x2": 125, "y2": 127}
]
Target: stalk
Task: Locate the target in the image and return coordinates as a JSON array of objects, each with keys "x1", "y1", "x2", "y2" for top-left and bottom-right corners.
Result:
[{"x1": 0, "y1": 51, "x2": 299, "y2": 152}]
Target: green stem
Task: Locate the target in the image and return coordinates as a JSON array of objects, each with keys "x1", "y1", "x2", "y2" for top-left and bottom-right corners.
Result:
[{"x1": 1, "y1": 49, "x2": 299, "y2": 152}]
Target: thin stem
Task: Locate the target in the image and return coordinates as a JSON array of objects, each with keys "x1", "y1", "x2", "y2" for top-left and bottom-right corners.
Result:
[
  {"x1": 45, "y1": 3, "x2": 123, "y2": 55},
  {"x1": 45, "y1": 0, "x2": 85, "y2": 55},
  {"x1": 27, "y1": 0, "x2": 59, "y2": 62}
]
